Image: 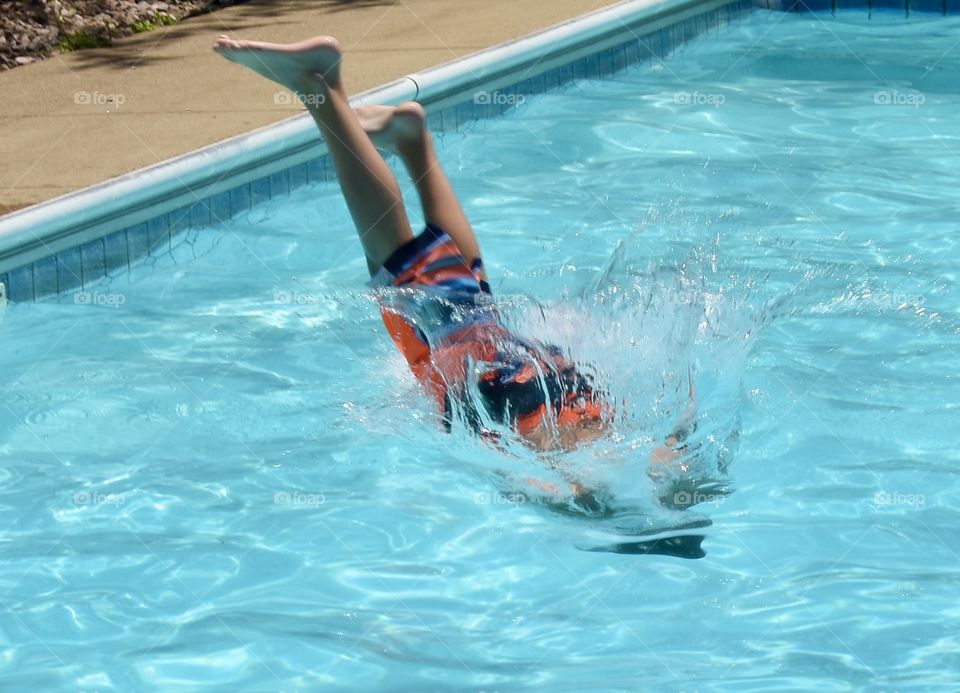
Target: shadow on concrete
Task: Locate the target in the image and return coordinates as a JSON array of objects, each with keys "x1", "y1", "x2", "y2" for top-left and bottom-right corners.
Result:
[
  {"x1": 67, "y1": 0, "x2": 397, "y2": 71},
  {"x1": 229, "y1": 0, "x2": 398, "y2": 16}
]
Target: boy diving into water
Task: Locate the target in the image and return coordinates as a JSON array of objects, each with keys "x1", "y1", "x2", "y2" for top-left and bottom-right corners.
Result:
[{"x1": 214, "y1": 36, "x2": 690, "y2": 492}]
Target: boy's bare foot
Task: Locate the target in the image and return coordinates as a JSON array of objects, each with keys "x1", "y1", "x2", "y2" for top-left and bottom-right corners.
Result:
[
  {"x1": 214, "y1": 34, "x2": 343, "y2": 93},
  {"x1": 355, "y1": 102, "x2": 427, "y2": 154}
]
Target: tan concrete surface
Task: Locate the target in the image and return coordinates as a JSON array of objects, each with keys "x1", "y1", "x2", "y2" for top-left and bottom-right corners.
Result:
[{"x1": 0, "y1": 0, "x2": 615, "y2": 215}]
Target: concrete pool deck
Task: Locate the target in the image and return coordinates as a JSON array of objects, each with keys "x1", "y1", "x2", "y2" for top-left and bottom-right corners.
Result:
[{"x1": 0, "y1": 0, "x2": 615, "y2": 216}]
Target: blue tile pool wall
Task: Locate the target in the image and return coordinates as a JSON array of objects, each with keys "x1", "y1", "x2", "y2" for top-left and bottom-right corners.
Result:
[
  {"x1": 2, "y1": 0, "x2": 753, "y2": 303},
  {"x1": 758, "y1": 0, "x2": 951, "y2": 12},
  {"x1": 0, "y1": 155, "x2": 339, "y2": 303}
]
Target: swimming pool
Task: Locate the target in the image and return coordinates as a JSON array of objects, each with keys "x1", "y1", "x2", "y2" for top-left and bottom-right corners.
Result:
[{"x1": 2, "y1": 8, "x2": 959, "y2": 690}]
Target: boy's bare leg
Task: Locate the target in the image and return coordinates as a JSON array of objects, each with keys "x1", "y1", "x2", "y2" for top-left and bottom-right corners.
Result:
[
  {"x1": 215, "y1": 35, "x2": 413, "y2": 273},
  {"x1": 357, "y1": 103, "x2": 486, "y2": 280}
]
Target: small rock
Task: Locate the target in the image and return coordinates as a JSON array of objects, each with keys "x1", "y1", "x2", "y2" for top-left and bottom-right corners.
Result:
[{"x1": 15, "y1": 56, "x2": 35, "y2": 65}]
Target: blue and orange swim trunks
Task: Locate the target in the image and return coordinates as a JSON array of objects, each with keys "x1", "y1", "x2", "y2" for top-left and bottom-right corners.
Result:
[
  {"x1": 369, "y1": 224, "x2": 606, "y2": 435},
  {"x1": 368, "y1": 224, "x2": 500, "y2": 411}
]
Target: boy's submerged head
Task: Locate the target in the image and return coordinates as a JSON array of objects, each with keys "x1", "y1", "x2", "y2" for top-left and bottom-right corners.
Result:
[{"x1": 476, "y1": 342, "x2": 609, "y2": 449}]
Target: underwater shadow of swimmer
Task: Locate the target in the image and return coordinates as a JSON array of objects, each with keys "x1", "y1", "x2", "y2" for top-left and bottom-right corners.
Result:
[
  {"x1": 534, "y1": 490, "x2": 713, "y2": 559},
  {"x1": 584, "y1": 533, "x2": 707, "y2": 559}
]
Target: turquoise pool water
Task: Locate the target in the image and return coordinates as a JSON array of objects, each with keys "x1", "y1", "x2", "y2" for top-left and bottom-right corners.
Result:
[{"x1": 2, "y1": 9, "x2": 959, "y2": 690}]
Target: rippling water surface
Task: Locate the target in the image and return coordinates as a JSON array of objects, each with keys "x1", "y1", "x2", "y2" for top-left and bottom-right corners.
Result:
[{"x1": 2, "y1": 10, "x2": 959, "y2": 690}]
